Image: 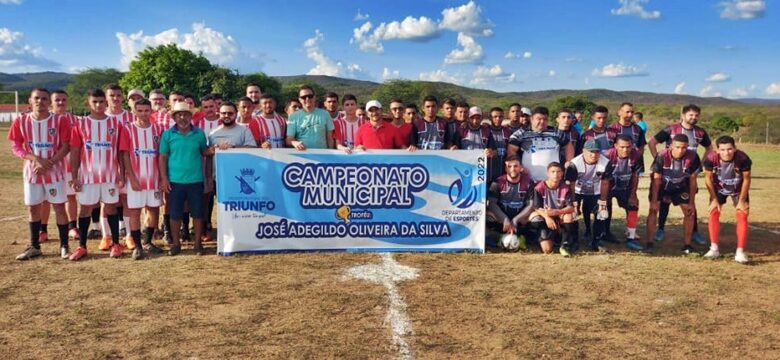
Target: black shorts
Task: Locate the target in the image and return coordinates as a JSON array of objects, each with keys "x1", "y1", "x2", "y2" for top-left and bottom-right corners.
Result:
[
  {"x1": 169, "y1": 182, "x2": 205, "y2": 220},
  {"x1": 611, "y1": 190, "x2": 638, "y2": 211},
  {"x1": 717, "y1": 193, "x2": 748, "y2": 206},
  {"x1": 658, "y1": 189, "x2": 690, "y2": 206}
]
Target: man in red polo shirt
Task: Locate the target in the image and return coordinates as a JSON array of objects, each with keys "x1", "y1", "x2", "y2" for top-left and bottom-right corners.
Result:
[{"x1": 355, "y1": 100, "x2": 403, "y2": 150}]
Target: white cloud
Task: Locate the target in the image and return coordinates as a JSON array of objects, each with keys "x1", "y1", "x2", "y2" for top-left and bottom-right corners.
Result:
[
  {"x1": 504, "y1": 51, "x2": 532, "y2": 60},
  {"x1": 444, "y1": 33, "x2": 483, "y2": 64},
  {"x1": 354, "y1": 9, "x2": 369, "y2": 21},
  {"x1": 719, "y1": 0, "x2": 766, "y2": 20},
  {"x1": 115, "y1": 22, "x2": 263, "y2": 71},
  {"x1": 674, "y1": 82, "x2": 686, "y2": 94},
  {"x1": 439, "y1": 1, "x2": 494, "y2": 36},
  {"x1": 592, "y1": 63, "x2": 648, "y2": 77},
  {"x1": 0, "y1": 27, "x2": 59, "y2": 72},
  {"x1": 382, "y1": 67, "x2": 401, "y2": 81},
  {"x1": 706, "y1": 72, "x2": 731, "y2": 82},
  {"x1": 303, "y1": 30, "x2": 369, "y2": 80},
  {"x1": 611, "y1": 0, "x2": 661, "y2": 20},
  {"x1": 419, "y1": 69, "x2": 462, "y2": 85},
  {"x1": 699, "y1": 85, "x2": 723, "y2": 97},
  {"x1": 729, "y1": 84, "x2": 756, "y2": 98},
  {"x1": 548, "y1": 70, "x2": 557, "y2": 77},
  {"x1": 471, "y1": 65, "x2": 515, "y2": 86},
  {"x1": 765, "y1": 82, "x2": 780, "y2": 95},
  {"x1": 0, "y1": 0, "x2": 22, "y2": 4},
  {"x1": 351, "y1": 22, "x2": 384, "y2": 53}
]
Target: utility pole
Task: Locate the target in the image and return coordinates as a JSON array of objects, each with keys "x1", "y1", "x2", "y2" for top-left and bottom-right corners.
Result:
[{"x1": 767, "y1": 122, "x2": 770, "y2": 145}]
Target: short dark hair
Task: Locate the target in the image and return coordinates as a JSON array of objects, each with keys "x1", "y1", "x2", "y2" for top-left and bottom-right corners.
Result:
[
  {"x1": 51, "y1": 89, "x2": 68, "y2": 97},
  {"x1": 456, "y1": 101, "x2": 470, "y2": 109},
  {"x1": 220, "y1": 101, "x2": 238, "y2": 112},
  {"x1": 246, "y1": 82, "x2": 260, "y2": 89},
  {"x1": 504, "y1": 155, "x2": 519, "y2": 163},
  {"x1": 489, "y1": 107, "x2": 503, "y2": 114},
  {"x1": 532, "y1": 106, "x2": 549, "y2": 116},
  {"x1": 211, "y1": 93, "x2": 223, "y2": 100},
  {"x1": 88, "y1": 88, "x2": 106, "y2": 98},
  {"x1": 558, "y1": 108, "x2": 572, "y2": 115},
  {"x1": 169, "y1": 90, "x2": 182, "y2": 97},
  {"x1": 615, "y1": 134, "x2": 633, "y2": 144},
  {"x1": 342, "y1": 94, "x2": 357, "y2": 104},
  {"x1": 716, "y1": 135, "x2": 736, "y2": 147},
  {"x1": 442, "y1": 98, "x2": 457, "y2": 107},
  {"x1": 508, "y1": 103, "x2": 521, "y2": 109},
  {"x1": 672, "y1": 134, "x2": 690, "y2": 143},
  {"x1": 134, "y1": 99, "x2": 152, "y2": 108},
  {"x1": 389, "y1": 98, "x2": 404, "y2": 105},
  {"x1": 634, "y1": 112, "x2": 644, "y2": 120},
  {"x1": 30, "y1": 88, "x2": 50, "y2": 96},
  {"x1": 682, "y1": 104, "x2": 701, "y2": 114},
  {"x1": 325, "y1": 92, "x2": 339, "y2": 101},
  {"x1": 184, "y1": 93, "x2": 194, "y2": 100},
  {"x1": 298, "y1": 85, "x2": 314, "y2": 94},
  {"x1": 547, "y1": 162, "x2": 563, "y2": 171},
  {"x1": 238, "y1": 96, "x2": 254, "y2": 104},
  {"x1": 200, "y1": 94, "x2": 215, "y2": 103},
  {"x1": 620, "y1": 102, "x2": 634, "y2": 109},
  {"x1": 423, "y1": 95, "x2": 438, "y2": 105},
  {"x1": 286, "y1": 99, "x2": 301, "y2": 107},
  {"x1": 259, "y1": 93, "x2": 276, "y2": 102},
  {"x1": 593, "y1": 105, "x2": 609, "y2": 114},
  {"x1": 104, "y1": 83, "x2": 122, "y2": 92},
  {"x1": 406, "y1": 103, "x2": 419, "y2": 112}
]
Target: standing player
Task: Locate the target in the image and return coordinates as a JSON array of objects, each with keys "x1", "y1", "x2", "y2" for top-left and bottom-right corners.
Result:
[
  {"x1": 127, "y1": 89, "x2": 145, "y2": 111},
  {"x1": 580, "y1": 106, "x2": 616, "y2": 154},
  {"x1": 604, "y1": 135, "x2": 644, "y2": 251},
  {"x1": 565, "y1": 140, "x2": 613, "y2": 251},
  {"x1": 194, "y1": 96, "x2": 223, "y2": 240},
  {"x1": 487, "y1": 107, "x2": 512, "y2": 183},
  {"x1": 487, "y1": 156, "x2": 534, "y2": 251},
  {"x1": 388, "y1": 99, "x2": 413, "y2": 149},
  {"x1": 246, "y1": 83, "x2": 262, "y2": 116},
  {"x1": 236, "y1": 96, "x2": 257, "y2": 126},
  {"x1": 505, "y1": 103, "x2": 525, "y2": 132},
  {"x1": 332, "y1": 94, "x2": 365, "y2": 152},
  {"x1": 648, "y1": 104, "x2": 712, "y2": 244},
  {"x1": 608, "y1": 102, "x2": 645, "y2": 156},
  {"x1": 702, "y1": 136, "x2": 751, "y2": 263},
  {"x1": 457, "y1": 106, "x2": 497, "y2": 160},
  {"x1": 69, "y1": 89, "x2": 129, "y2": 260},
  {"x1": 441, "y1": 98, "x2": 462, "y2": 149},
  {"x1": 646, "y1": 134, "x2": 701, "y2": 254},
  {"x1": 248, "y1": 94, "x2": 287, "y2": 149},
  {"x1": 285, "y1": 99, "x2": 302, "y2": 118},
  {"x1": 120, "y1": 99, "x2": 165, "y2": 259},
  {"x1": 455, "y1": 102, "x2": 469, "y2": 125},
  {"x1": 408, "y1": 96, "x2": 456, "y2": 151},
  {"x1": 323, "y1": 92, "x2": 340, "y2": 120},
  {"x1": 9, "y1": 88, "x2": 73, "y2": 260},
  {"x1": 105, "y1": 84, "x2": 133, "y2": 243},
  {"x1": 507, "y1": 107, "x2": 573, "y2": 183},
  {"x1": 557, "y1": 109, "x2": 581, "y2": 157},
  {"x1": 529, "y1": 162, "x2": 577, "y2": 256}
]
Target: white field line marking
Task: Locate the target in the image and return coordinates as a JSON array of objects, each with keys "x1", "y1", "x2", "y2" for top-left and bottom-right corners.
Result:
[
  {"x1": 345, "y1": 253, "x2": 419, "y2": 360},
  {"x1": 749, "y1": 225, "x2": 780, "y2": 236},
  {"x1": 0, "y1": 215, "x2": 25, "y2": 222}
]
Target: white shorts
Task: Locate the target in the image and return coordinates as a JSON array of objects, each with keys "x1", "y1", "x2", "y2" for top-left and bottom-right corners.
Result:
[
  {"x1": 78, "y1": 183, "x2": 120, "y2": 206},
  {"x1": 127, "y1": 187, "x2": 162, "y2": 209},
  {"x1": 65, "y1": 172, "x2": 76, "y2": 196},
  {"x1": 24, "y1": 181, "x2": 68, "y2": 206}
]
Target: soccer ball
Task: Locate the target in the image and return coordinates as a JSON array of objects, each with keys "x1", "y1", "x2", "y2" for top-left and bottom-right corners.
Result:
[{"x1": 499, "y1": 233, "x2": 520, "y2": 252}]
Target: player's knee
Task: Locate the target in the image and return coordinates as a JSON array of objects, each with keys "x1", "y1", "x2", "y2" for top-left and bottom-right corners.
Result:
[{"x1": 709, "y1": 206, "x2": 720, "y2": 216}]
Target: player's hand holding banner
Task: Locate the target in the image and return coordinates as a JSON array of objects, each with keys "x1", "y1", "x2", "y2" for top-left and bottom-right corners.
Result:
[{"x1": 215, "y1": 149, "x2": 487, "y2": 254}]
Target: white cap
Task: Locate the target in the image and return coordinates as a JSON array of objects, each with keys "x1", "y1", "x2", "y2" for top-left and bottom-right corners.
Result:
[
  {"x1": 127, "y1": 88, "x2": 145, "y2": 99},
  {"x1": 468, "y1": 106, "x2": 482, "y2": 117},
  {"x1": 365, "y1": 100, "x2": 382, "y2": 111},
  {"x1": 521, "y1": 107, "x2": 532, "y2": 116}
]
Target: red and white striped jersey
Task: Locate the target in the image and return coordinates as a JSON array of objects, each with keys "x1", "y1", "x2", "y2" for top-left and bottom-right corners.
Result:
[
  {"x1": 122, "y1": 122, "x2": 163, "y2": 190},
  {"x1": 194, "y1": 116, "x2": 222, "y2": 137},
  {"x1": 55, "y1": 112, "x2": 79, "y2": 173},
  {"x1": 248, "y1": 113, "x2": 287, "y2": 148},
  {"x1": 108, "y1": 109, "x2": 134, "y2": 126},
  {"x1": 333, "y1": 114, "x2": 366, "y2": 148},
  {"x1": 151, "y1": 110, "x2": 172, "y2": 130},
  {"x1": 7, "y1": 112, "x2": 70, "y2": 184},
  {"x1": 70, "y1": 116, "x2": 129, "y2": 184}
]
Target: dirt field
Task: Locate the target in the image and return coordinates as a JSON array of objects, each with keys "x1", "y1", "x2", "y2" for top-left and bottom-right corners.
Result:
[{"x1": 1, "y1": 126, "x2": 779, "y2": 359}]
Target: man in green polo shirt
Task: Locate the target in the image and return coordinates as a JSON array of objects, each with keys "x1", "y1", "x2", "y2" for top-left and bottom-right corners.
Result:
[
  {"x1": 285, "y1": 85, "x2": 335, "y2": 150},
  {"x1": 159, "y1": 102, "x2": 210, "y2": 256}
]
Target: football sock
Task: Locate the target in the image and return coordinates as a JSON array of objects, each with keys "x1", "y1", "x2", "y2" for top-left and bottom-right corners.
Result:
[
  {"x1": 29, "y1": 221, "x2": 41, "y2": 249},
  {"x1": 736, "y1": 210, "x2": 748, "y2": 249}
]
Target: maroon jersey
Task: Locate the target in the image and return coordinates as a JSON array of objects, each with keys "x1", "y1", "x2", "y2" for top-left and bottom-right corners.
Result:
[
  {"x1": 581, "y1": 127, "x2": 618, "y2": 153},
  {"x1": 653, "y1": 123, "x2": 711, "y2": 151},
  {"x1": 489, "y1": 173, "x2": 533, "y2": 219},
  {"x1": 532, "y1": 181, "x2": 573, "y2": 211},
  {"x1": 609, "y1": 122, "x2": 646, "y2": 150},
  {"x1": 604, "y1": 148, "x2": 643, "y2": 191},
  {"x1": 702, "y1": 150, "x2": 752, "y2": 197},
  {"x1": 650, "y1": 149, "x2": 701, "y2": 192}
]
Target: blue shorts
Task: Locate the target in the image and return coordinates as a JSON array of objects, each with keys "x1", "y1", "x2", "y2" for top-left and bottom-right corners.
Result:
[{"x1": 169, "y1": 182, "x2": 204, "y2": 220}]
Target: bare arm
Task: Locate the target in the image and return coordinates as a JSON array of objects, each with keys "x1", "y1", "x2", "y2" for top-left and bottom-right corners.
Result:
[{"x1": 648, "y1": 137, "x2": 659, "y2": 159}]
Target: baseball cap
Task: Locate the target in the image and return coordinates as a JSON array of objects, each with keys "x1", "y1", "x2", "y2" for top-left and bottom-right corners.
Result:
[
  {"x1": 365, "y1": 100, "x2": 382, "y2": 111},
  {"x1": 127, "y1": 88, "x2": 145, "y2": 99},
  {"x1": 583, "y1": 139, "x2": 600, "y2": 152},
  {"x1": 468, "y1": 106, "x2": 482, "y2": 117},
  {"x1": 521, "y1": 107, "x2": 532, "y2": 116}
]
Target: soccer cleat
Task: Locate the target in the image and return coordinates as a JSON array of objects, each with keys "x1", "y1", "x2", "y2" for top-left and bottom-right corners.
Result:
[
  {"x1": 703, "y1": 248, "x2": 721, "y2": 259},
  {"x1": 603, "y1": 232, "x2": 619, "y2": 244},
  {"x1": 87, "y1": 228, "x2": 101, "y2": 240},
  {"x1": 559, "y1": 245, "x2": 572, "y2": 257},
  {"x1": 681, "y1": 245, "x2": 695, "y2": 255},
  {"x1": 194, "y1": 244, "x2": 204, "y2": 256},
  {"x1": 143, "y1": 242, "x2": 164, "y2": 255},
  {"x1": 60, "y1": 246, "x2": 70, "y2": 259},
  {"x1": 15, "y1": 247, "x2": 42, "y2": 261},
  {"x1": 38, "y1": 231, "x2": 49, "y2": 243},
  {"x1": 734, "y1": 251, "x2": 749, "y2": 264},
  {"x1": 654, "y1": 228, "x2": 665, "y2": 242},
  {"x1": 69, "y1": 246, "x2": 88, "y2": 261},
  {"x1": 98, "y1": 235, "x2": 112, "y2": 251},
  {"x1": 517, "y1": 235, "x2": 527, "y2": 251},
  {"x1": 625, "y1": 239, "x2": 644, "y2": 251},
  {"x1": 168, "y1": 244, "x2": 181, "y2": 256},
  {"x1": 109, "y1": 243, "x2": 123, "y2": 258},
  {"x1": 124, "y1": 234, "x2": 136, "y2": 250},
  {"x1": 692, "y1": 232, "x2": 707, "y2": 246},
  {"x1": 132, "y1": 247, "x2": 144, "y2": 260},
  {"x1": 162, "y1": 230, "x2": 172, "y2": 245},
  {"x1": 644, "y1": 242, "x2": 655, "y2": 253},
  {"x1": 68, "y1": 228, "x2": 80, "y2": 240}
]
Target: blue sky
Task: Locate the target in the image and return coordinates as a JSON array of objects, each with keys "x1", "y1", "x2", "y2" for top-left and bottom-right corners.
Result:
[{"x1": 1, "y1": 0, "x2": 778, "y2": 98}]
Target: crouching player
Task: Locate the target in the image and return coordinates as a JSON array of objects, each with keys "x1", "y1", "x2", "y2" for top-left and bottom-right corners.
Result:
[
  {"x1": 703, "y1": 136, "x2": 752, "y2": 263},
  {"x1": 121, "y1": 99, "x2": 165, "y2": 259},
  {"x1": 529, "y1": 162, "x2": 577, "y2": 256},
  {"x1": 487, "y1": 156, "x2": 534, "y2": 251}
]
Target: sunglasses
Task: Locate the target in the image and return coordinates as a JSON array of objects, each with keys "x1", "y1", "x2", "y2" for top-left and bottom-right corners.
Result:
[{"x1": 299, "y1": 94, "x2": 315, "y2": 100}]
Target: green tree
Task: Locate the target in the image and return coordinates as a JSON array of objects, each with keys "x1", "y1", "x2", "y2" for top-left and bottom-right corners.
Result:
[
  {"x1": 119, "y1": 44, "x2": 215, "y2": 97},
  {"x1": 197, "y1": 67, "x2": 242, "y2": 102},
  {"x1": 710, "y1": 115, "x2": 739, "y2": 134},
  {"x1": 64, "y1": 68, "x2": 124, "y2": 114}
]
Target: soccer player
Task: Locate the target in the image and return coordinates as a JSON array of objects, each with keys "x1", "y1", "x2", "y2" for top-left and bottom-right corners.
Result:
[
  {"x1": 183, "y1": 93, "x2": 196, "y2": 110},
  {"x1": 388, "y1": 99, "x2": 413, "y2": 149},
  {"x1": 529, "y1": 162, "x2": 577, "y2": 256},
  {"x1": 246, "y1": 83, "x2": 262, "y2": 116},
  {"x1": 648, "y1": 104, "x2": 712, "y2": 244},
  {"x1": 457, "y1": 106, "x2": 497, "y2": 159},
  {"x1": 487, "y1": 155, "x2": 534, "y2": 251},
  {"x1": 633, "y1": 112, "x2": 648, "y2": 134},
  {"x1": 565, "y1": 140, "x2": 613, "y2": 251},
  {"x1": 333, "y1": 94, "x2": 365, "y2": 152},
  {"x1": 557, "y1": 108, "x2": 581, "y2": 157},
  {"x1": 285, "y1": 99, "x2": 302, "y2": 118},
  {"x1": 127, "y1": 89, "x2": 145, "y2": 113},
  {"x1": 507, "y1": 106, "x2": 573, "y2": 183},
  {"x1": 608, "y1": 102, "x2": 645, "y2": 153},
  {"x1": 323, "y1": 92, "x2": 340, "y2": 120},
  {"x1": 580, "y1": 106, "x2": 616, "y2": 154},
  {"x1": 409, "y1": 96, "x2": 457, "y2": 151},
  {"x1": 149, "y1": 89, "x2": 169, "y2": 128},
  {"x1": 441, "y1": 98, "x2": 462, "y2": 149},
  {"x1": 106, "y1": 84, "x2": 133, "y2": 243},
  {"x1": 505, "y1": 103, "x2": 525, "y2": 132},
  {"x1": 248, "y1": 94, "x2": 287, "y2": 149},
  {"x1": 9, "y1": 88, "x2": 73, "y2": 260},
  {"x1": 647, "y1": 134, "x2": 701, "y2": 254},
  {"x1": 487, "y1": 107, "x2": 512, "y2": 183},
  {"x1": 455, "y1": 102, "x2": 469, "y2": 124},
  {"x1": 69, "y1": 89, "x2": 129, "y2": 260},
  {"x1": 604, "y1": 135, "x2": 643, "y2": 250},
  {"x1": 286, "y1": 85, "x2": 335, "y2": 150},
  {"x1": 702, "y1": 136, "x2": 751, "y2": 263},
  {"x1": 236, "y1": 96, "x2": 257, "y2": 126},
  {"x1": 194, "y1": 95, "x2": 222, "y2": 239},
  {"x1": 354, "y1": 100, "x2": 403, "y2": 150},
  {"x1": 120, "y1": 99, "x2": 165, "y2": 259}
]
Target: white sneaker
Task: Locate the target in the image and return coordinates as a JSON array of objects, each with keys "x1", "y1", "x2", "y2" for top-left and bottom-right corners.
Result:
[
  {"x1": 703, "y1": 248, "x2": 720, "y2": 259},
  {"x1": 60, "y1": 246, "x2": 70, "y2": 259},
  {"x1": 734, "y1": 251, "x2": 749, "y2": 264},
  {"x1": 15, "y1": 247, "x2": 42, "y2": 261}
]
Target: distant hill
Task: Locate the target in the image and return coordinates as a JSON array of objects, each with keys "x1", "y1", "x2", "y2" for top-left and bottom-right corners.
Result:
[{"x1": 0, "y1": 71, "x2": 763, "y2": 107}]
